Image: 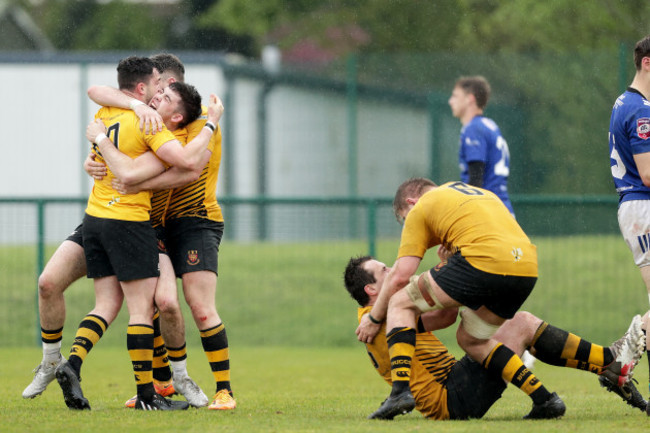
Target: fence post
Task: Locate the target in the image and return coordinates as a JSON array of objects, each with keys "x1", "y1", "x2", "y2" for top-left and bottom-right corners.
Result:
[
  {"x1": 367, "y1": 199, "x2": 377, "y2": 258},
  {"x1": 35, "y1": 200, "x2": 45, "y2": 346}
]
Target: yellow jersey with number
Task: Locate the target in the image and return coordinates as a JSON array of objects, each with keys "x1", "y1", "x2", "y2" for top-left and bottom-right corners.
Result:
[
  {"x1": 358, "y1": 306, "x2": 455, "y2": 420},
  {"x1": 398, "y1": 181, "x2": 538, "y2": 277},
  {"x1": 86, "y1": 106, "x2": 176, "y2": 222}
]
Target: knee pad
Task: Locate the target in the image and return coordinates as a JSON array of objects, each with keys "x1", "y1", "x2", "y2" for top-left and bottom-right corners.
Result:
[
  {"x1": 460, "y1": 308, "x2": 501, "y2": 340},
  {"x1": 405, "y1": 273, "x2": 443, "y2": 312}
]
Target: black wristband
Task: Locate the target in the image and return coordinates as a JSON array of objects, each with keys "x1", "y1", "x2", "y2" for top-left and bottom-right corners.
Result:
[
  {"x1": 204, "y1": 121, "x2": 216, "y2": 132},
  {"x1": 368, "y1": 313, "x2": 382, "y2": 324}
]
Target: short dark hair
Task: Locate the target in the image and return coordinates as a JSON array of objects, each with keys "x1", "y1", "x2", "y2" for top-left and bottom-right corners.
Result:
[
  {"x1": 116, "y1": 56, "x2": 156, "y2": 91},
  {"x1": 455, "y1": 76, "x2": 491, "y2": 109},
  {"x1": 634, "y1": 35, "x2": 650, "y2": 70},
  {"x1": 150, "y1": 53, "x2": 185, "y2": 82},
  {"x1": 393, "y1": 177, "x2": 436, "y2": 222},
  {"x1": 343, "y1": 255, "x2": 374, "y2": 307},
  {"x1": 169, "y1": 81, "x2": 202, "y2": 129}
]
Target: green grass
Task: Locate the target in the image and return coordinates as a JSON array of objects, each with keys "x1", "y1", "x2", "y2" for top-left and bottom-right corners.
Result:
[
  {"x1": 3, "y1": 234, "x2": 650, "y2": 431},
  {"x1": 3, "y1": 346, "x2": 649, "y2": 433},
  {"x1": 1, "y1": 234, "x2": 646, "y2": 348}
]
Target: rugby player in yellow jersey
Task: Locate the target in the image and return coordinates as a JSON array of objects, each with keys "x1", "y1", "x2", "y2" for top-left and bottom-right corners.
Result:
[
  {"x1": 355, "y1": 178, "x2": 645, "y2": 420},
  {"x1": 54, "y1": 56, "x2": 223, "y2": 412},
  {"x1": 86, "y1": 53, "x2": 236, "y2": 411},
  {"x1": 344, "y1": 256, "x2": 647, "y2": 419}
]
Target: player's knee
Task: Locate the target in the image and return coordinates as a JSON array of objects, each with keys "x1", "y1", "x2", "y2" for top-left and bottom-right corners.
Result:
[
  {"x1": 38, "y1": 272, "x2": 61, "y2": 298},
  {"x1": 156, "y1": 295, "x2": 181, "y2": 317}
]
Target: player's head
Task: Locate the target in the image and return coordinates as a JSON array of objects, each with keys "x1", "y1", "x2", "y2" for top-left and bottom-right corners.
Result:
[
  {"x1": 634, "y1": 35, "x2": 650, "y2": 71},
  {"x1": 150, "y1": 53, "x2": 185, "y2": 85},
  {"x1": 151, "y1": 81, "x2": 202, "y2": 130},
  {"x1": 116, "y1": 56, "x2": 161, "y2": 104},
  {"x1": 393, "y1": 177, "x2": 437, "y2": 224},
  {"x1": 452, "y1": 75, "x2": 491, "y2": 110},
  {"x1": 344, "y1": 255, "x2": 387, "y2": 307}
]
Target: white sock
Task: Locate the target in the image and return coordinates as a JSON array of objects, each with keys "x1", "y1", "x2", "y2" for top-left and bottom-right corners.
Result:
[
  {"x1": 42, "y1": 341, "x2": 62, "y2": 364},
  {"x1": 170, "y1": 359, "x2": 188, "y2": 378}
]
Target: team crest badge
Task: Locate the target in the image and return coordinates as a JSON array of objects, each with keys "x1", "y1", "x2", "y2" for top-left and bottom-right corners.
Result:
[
  {"x1": 637, "y1": 118, "x2": 650, "y2": 140},
  {"x1": 187, "y1": 250, "x2": 200, "y2": 266}
]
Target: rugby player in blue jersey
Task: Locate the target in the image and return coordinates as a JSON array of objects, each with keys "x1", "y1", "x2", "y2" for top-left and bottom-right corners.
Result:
[
  {"x1": 448, "y1": 76, "x2": 514, "y2": 215},
  {"x1": 609, "y1": 34, "x2": 650, "y2": 415}
]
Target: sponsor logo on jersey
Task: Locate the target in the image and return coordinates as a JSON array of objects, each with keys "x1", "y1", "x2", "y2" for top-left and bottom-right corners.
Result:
[
  {"x1": 637, "y1": 118, "x2": 650, "y2": 140},
  {"x1": 187, "y1": 250, "x2": 200, "y2": 265},
  {"x1": 511, "y1": 247, "x2": 522, "y2": 262}
]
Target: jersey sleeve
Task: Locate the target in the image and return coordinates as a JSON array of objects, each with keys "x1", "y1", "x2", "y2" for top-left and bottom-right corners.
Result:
[
  {"x1": 397, "y1": 205, "x2": 434, "y2": 259},
  {"x1": 461, "y1": 123, "x2": 488, "y2": 163},
  {"x1": 629, "y1": 105, "x2": 650, "y2": 155}
]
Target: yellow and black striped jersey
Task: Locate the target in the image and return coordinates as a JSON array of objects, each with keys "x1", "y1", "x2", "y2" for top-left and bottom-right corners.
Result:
[
  {"x1": 86, "y1": 106, "x2": 176, "y2": 222},
  {"x1": 358, "y1": 306, "x2": 456, "y2": 420},
  {"x1": 149, "y1": 127, "x2": 189, "y2": 227},
  {"x1": 165, "y1": 107, "x2": 224, "y2": 223},
  {"x1": 399, "y1": 181, "x2": 538, "y2": 277}
]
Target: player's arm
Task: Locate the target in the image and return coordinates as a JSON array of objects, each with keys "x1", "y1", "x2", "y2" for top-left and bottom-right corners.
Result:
[
  {"x1": 112, "y1": 149, "x2": 212, "y2": 194},
  {"x1": 87, "y1": 85, "x2": 163, "y2": 134},
  {"x1": 87, "y1": 120, "x2": 167, "y2": 185},
  {"x1": 633, "y1": 152, "x2": 650, "y2": 187},
  {"x1": 356, "y1": 256, "x2": 421, "y2": 343},
  {"x1": 153, "y1": 94, "x2": 223, "y2": 171},
  {"x1": 467, "y1": 161, "x2": 485, "y2": 187}
]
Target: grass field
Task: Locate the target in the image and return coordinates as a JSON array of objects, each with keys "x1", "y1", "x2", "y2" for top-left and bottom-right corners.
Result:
[
  {"x1": 2, "y1": 235, "x2": 650, "y2": 430},
  {"x1": 3, "y1": 346, "x2": 649, "y2": 433}
]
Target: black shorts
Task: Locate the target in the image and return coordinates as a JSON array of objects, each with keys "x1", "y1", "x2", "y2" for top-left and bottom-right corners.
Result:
[
  {"x1": 153, "y1": 224, "x2": 168, "y2": 254},
  {"x1": 82, "y1": 213, "x2": 159, "y2": 281},
  {"x1": 164, "y1": 217, "x2": 224, "y2": 276},
  {"x1": 430, "y1": 253, "x2": 537, "y2": 319},
  {"x1": 446, "y1": 355, "x2": 506, "y2": 419},
  {"x1": 66, "y1": 223, "x2": 84, "y2": 247}
]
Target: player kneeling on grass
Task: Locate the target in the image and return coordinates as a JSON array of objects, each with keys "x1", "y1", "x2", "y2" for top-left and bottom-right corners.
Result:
[{"x1": 344, "y1": 256, "x2": 647, "y2": 420}]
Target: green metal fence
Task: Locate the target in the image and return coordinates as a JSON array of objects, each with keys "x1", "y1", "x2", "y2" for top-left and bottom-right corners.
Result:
[{"x1": 0, "y1": 195, "x2": 643, "y2": 350}]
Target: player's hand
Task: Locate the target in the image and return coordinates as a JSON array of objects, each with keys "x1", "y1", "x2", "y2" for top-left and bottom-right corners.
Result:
[
  {"x1": 437, "y1": 245, "x2": 452, "y2": 262},
  {"x1": 83, "y1": 153, "x2": 107, "y2": 180},
  {"x1": 207, "y1": 94, "x2": 224, "y2": 125},
  {"x1": 86, "y1": 119, "x2": 107, "y2": 143},
  {"x1": 112, "y1": 178, "x2": 139, "y2": 195},
  {"x1": 134, "y1": 104, "x2": 163, "y2": 135},
  {"x1": 356, "y1": 314, "x2": 380, "y2": 344}
]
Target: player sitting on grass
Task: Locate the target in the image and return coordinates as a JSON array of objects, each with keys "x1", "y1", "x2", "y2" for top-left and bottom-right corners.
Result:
[{"x1": 344, "y1": 256, "x2": 647, "y2": 420}]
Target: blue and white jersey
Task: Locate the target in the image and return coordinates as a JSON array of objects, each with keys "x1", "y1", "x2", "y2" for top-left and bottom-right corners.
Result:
[
  {"x1": 458, "y1": 115, "x2": 514, "y2": 214},
  {"x1": 609, "y1": 88, "x2": 650, "y2": 204}
]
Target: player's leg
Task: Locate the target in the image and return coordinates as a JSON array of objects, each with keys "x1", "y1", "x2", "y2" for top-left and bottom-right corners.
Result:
[
  {"x1": 23, "y1": 233, "x2": 86, "y2": 399},
  {"x1": 369, "y1": 272, "x2": 456, "y2": 420},
  {"x1": 617, "y1": 200, "x2": 650, "y2": 412},
  {"x1": 122, "y1": 277, "x2": 187, "y2": 410},
  {"x1": 168, "y1": 217, "x2": 233, "y2": 410},
  {"x1": 55, "y1": 275, "x2": 122, "y2": 410},
  {"x1": 182, "y1": 270, "x2": 234, "y2": 410},
  {"x1": 155, "y1": 254, "x2": 207, "y2": 407}
]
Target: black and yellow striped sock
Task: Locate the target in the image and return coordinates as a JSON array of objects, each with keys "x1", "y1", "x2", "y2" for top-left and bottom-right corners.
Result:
[
  {"x1": 41, "y1": 326, "x2": 63, "y2": 345},
  {"x1": 152, "y1": 311, "x2": 172, "y2": 382},
  {"x1": 530, "y1": 322, "x2": 612, "y2": 370},
  {"x1": 200, "y1": 323, "x2": 231, "y2": 394},
  {"x1": 483, "y1": 343, "x2": 552, "y2": 405},
  {"x1": 68, "y1": 315, "x2": 108, "y2": 376},
  {"x1": 167, "y1": 343, "x2": 187, "y2": 364},
  {"x1": 127, "y1": 324, "x2": 155, "y2": 401},
  {"x1": 386, "y1": 327, "x2": 415, "y2": 396}
]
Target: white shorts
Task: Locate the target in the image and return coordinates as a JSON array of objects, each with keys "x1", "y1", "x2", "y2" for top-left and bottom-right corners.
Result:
[{"x1": 618, "y1": 200, "x2": 650, "y2": 267}]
